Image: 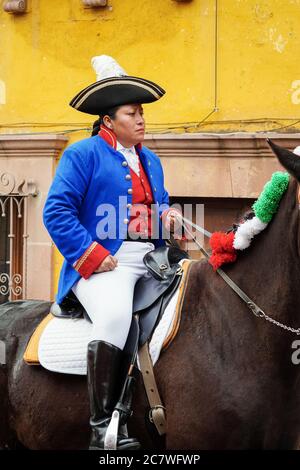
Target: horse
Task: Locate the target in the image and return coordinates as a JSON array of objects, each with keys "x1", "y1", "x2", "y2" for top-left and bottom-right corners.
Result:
[{"x1": 0, "y1": 139, "x2": 300, "y2": 450}]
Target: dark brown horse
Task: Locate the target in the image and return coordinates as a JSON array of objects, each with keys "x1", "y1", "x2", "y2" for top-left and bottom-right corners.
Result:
[{"x1": 1, "y1": 140, "x2": 300, "y2": 450}]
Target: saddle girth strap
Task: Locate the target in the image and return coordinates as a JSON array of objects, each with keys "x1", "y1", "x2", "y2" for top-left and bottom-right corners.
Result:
[{"x1": 138, "y1": 341, "x2": 166, "y2": 436}]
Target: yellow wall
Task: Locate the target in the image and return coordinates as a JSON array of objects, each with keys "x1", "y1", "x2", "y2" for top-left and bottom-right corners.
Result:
[
  {"x1": 1, "y1": 0, "x2": 300, "y2": 293},
  {"x1": 1, "y1": 0, "x2": 300, "y2": 139}
]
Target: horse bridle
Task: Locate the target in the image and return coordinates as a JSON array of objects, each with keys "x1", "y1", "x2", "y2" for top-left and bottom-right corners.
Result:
[{"x1": 175, "y1": 213, "x2": 300, "y2": 336}]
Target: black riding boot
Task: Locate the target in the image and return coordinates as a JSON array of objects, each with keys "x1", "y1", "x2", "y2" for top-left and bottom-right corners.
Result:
[{"x1": 87, "y1": 340, "x2": 141, "y2": 450}]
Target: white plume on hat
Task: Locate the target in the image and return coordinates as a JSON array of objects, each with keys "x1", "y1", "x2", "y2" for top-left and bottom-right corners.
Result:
[
  {"x1": 91, "y1": 55, "x2": 128, "y2": 81},
  {"x1": 293, "y1": 145, "x2": 300, "y2": 156}
]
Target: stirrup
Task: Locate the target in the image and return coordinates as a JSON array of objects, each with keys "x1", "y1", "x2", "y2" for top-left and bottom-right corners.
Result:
[{"x1": 104, "y1": 410, "x2": 120, "y2": 450}]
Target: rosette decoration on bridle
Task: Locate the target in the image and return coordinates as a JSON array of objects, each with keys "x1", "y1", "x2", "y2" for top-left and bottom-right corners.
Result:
[{"x1": 209, "y1": 171, "x2": 290, "y2": 271}]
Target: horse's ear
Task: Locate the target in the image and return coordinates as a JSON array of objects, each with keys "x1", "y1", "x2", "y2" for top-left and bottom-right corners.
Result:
[{"x1": 267, "y1": 138, "x2": 300, "y2": 181}]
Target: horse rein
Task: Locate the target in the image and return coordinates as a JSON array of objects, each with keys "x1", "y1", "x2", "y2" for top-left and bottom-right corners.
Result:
[{"x1": 174, "y1": 214, "x2": 300, "y2": 336}]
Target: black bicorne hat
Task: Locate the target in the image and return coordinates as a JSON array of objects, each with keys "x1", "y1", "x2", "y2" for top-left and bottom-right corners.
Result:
[{"x1": 69, "y1": 55, "x2": 166, "y2": 115}]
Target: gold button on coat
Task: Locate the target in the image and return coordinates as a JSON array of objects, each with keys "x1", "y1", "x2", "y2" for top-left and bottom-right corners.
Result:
[
  {"x1": 122, "y1": 161, "x2": 128, "y2": 167},
  {"x1": 124, "y1": 218, "x2": 129, "y2": 224},
  {"x1": 125, "y1": 174, "x2": 131, "y2": 180},
  {"x1": 127, "y1": 188, "x2": 133, "y2": 194}
]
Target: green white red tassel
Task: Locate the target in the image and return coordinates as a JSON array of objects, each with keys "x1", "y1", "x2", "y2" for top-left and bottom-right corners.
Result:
[{"x1": 209, "y1": 171, "x2": 290, "y2": 270}]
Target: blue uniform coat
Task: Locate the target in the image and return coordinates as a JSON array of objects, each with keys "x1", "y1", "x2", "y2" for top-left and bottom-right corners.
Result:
[{"x1": 43, "y1": 135, "x2": 170, "y2": 304}]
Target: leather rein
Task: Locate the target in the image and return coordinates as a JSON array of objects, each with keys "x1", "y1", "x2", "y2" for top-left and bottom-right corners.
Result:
[{"x1": 175, "y1": 212, "x2": 300, "y2": 336}]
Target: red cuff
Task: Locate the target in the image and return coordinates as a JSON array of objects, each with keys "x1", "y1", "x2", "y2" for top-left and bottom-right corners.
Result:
[{"x1": 72, "y1": 242, "x2": 110, "y2": 279}]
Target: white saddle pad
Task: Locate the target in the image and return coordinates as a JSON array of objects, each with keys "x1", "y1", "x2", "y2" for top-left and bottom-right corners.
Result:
[{"x1": 38, "y1": 275, "x2": 182, "y2": 375}]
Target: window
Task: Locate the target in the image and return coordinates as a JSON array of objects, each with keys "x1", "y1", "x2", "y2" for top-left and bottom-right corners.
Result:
[{"x1": 0, "y1": 175, "x2": 27, "y2": 303}]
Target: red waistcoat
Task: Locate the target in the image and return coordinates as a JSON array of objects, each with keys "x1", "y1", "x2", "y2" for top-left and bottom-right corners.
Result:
[{"x1": 98, "y1": 125, "x2": 154, "y2": 237}]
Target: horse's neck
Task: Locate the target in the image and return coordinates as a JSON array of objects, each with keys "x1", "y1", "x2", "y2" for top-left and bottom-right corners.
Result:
[{"x1": 226, "y1": 182, "x2": 300, "y2": 329}]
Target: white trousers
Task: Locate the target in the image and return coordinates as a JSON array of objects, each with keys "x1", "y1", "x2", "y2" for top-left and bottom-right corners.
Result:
[{"x1": 71, "y1": 241, "x2": 155, "y2": 350}]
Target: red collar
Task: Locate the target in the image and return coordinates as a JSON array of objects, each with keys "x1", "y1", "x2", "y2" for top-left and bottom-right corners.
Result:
[{"x1": 98, "y1": 124, "x2": 142, "y2": 152}]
